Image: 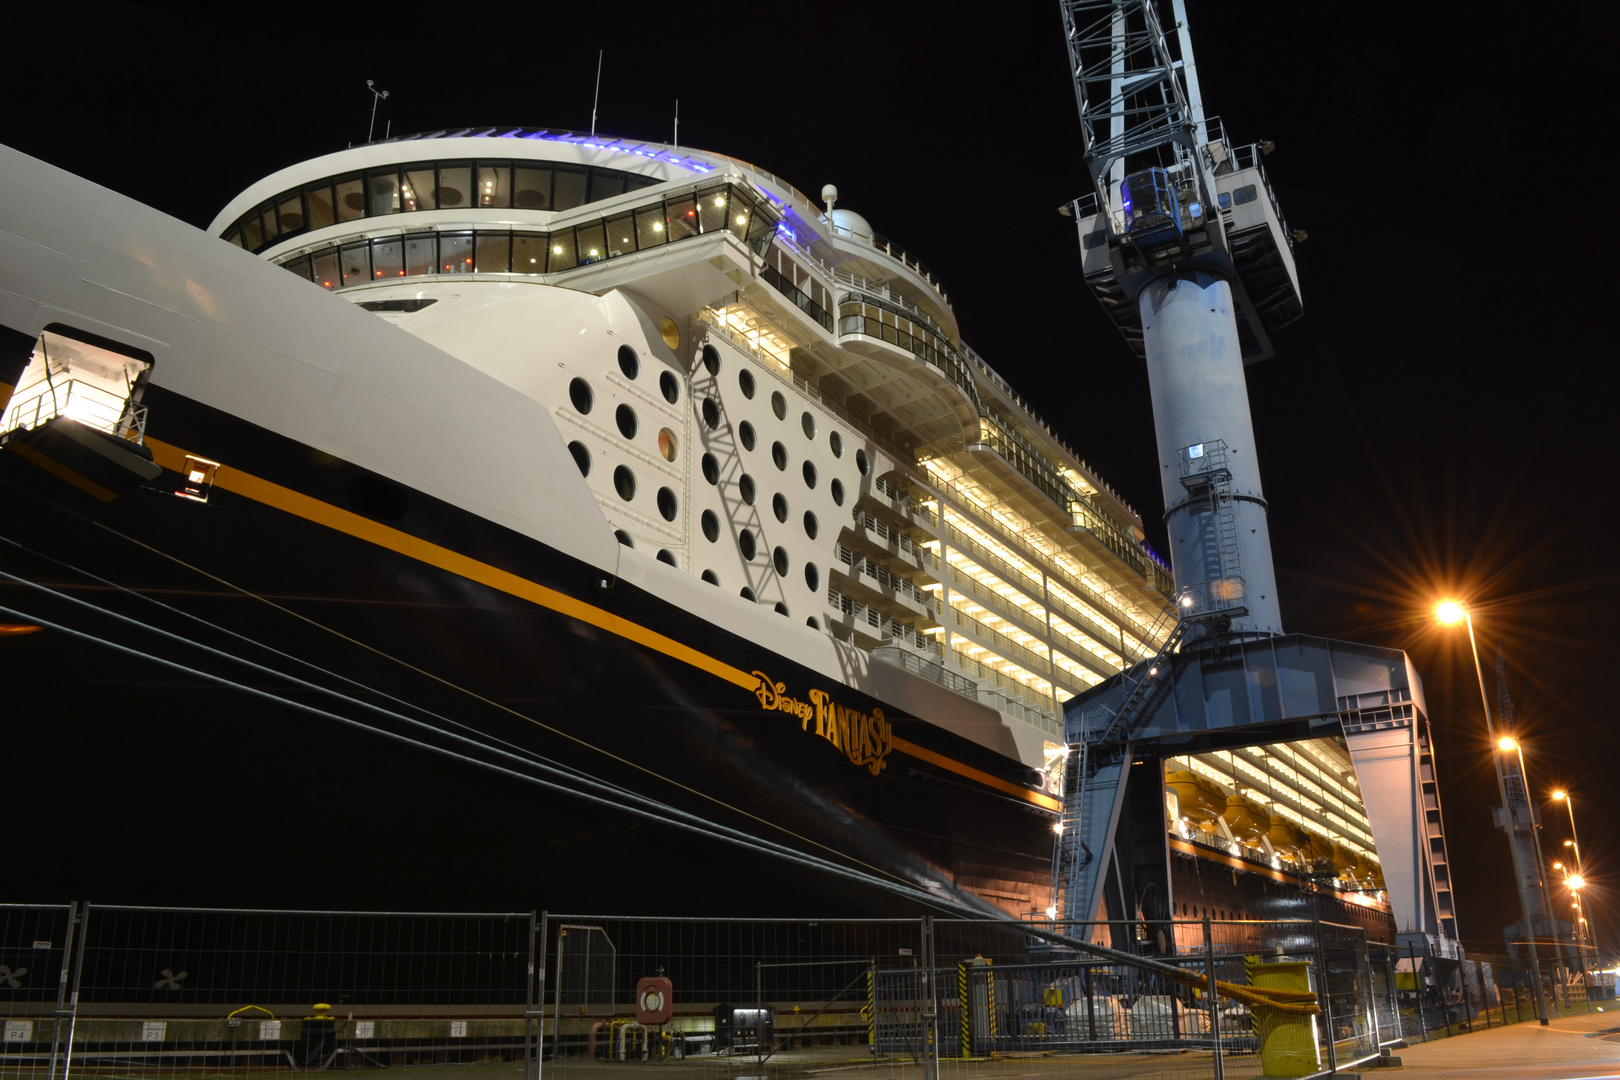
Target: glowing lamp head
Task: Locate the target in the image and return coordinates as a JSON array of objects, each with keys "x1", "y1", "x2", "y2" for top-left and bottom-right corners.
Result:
[
  {"x1": 1566, "y1": 839, "x2": 1576, "y2": 847},
  {"x1": 1553, "y1": 790, "x2": 1568, "y2": 801},
  {"x1": 1435, "y1": 600, "x2": 1466, "y2": 625},
  {"x1": 1052, "y1": 822, "x2": 1063, "y2": 835},
  {"x1": 1498, "y1": 736, "x2": 1519, "y2": 752},
  {"x1": 1045, "y1": 905, "x2": 1058, "y2": 919},
  {"x1": 1569, "y1": 875, "x2": 1586, "y2": 890}
]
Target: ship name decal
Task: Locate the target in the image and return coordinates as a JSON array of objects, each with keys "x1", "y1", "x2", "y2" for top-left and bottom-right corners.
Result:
[{"x1": 751, "y1": 672, "x2": 893, "y2": 777}]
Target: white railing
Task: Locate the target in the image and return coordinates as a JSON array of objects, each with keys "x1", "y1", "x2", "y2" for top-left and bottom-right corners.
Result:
[{"x1": 2, "y1": 378, "x2": 147, "y2": 444}]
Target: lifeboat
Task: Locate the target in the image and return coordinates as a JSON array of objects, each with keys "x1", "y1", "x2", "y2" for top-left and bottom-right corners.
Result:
[
  {"x1": 1222, "y1": 794, "x2": 1270, "y2": 842},
  {"x1": 1330, "y1": 842, "x2": 1357, "y2": 874},
  {"x1": 1165, "y1": 770, "x2": 1224, "y2": 822},
  {"x1": 1266, "y1": 819, "x2": 1308, "y2": 857}
]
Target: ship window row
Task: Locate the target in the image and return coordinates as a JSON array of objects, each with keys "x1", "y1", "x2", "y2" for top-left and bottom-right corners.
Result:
[
  {"x1": 222, "y1": 159, "x2": 667, "y2": 254},
  {"x1": 273, "y1": 183, "x2": 777, "y2": 287}
]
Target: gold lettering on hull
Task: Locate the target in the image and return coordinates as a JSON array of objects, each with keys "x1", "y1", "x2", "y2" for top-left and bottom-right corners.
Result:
[{"x1": 751, "y1": 672, "x2": 893, "y2": 776}]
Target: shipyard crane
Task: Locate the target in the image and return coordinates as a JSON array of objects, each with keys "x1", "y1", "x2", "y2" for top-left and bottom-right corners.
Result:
[{"x1": 1048, "y1": 2, "x2": 1466, "y2": 989}]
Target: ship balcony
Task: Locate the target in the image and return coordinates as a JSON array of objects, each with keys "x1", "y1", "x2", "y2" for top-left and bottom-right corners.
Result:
[
  {"x1": 826, "y1": 587, "x2": 939, "y2": 656},
  {"x1": 942, "y1": 563, "x2": 1122, "y2": 684},
  {"x1": 848, "y1": 509, "x2": 938, "y2": 577},
  {"x1": 865, "y1": 476, "x2": 940, "y2": 533},
  {"x1": 832, "y1": 545, "x2": 938, "y2": 626}
]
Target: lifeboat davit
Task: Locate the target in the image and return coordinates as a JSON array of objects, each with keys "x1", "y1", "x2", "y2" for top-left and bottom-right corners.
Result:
[{"x1": 1166, "y1": 770, "x2": 1224, "y2": 822}]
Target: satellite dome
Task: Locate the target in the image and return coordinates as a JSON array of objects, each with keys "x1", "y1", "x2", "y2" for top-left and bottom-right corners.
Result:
[{"x1": 830, "y1": 208, "x2": 873, "y2": 243}]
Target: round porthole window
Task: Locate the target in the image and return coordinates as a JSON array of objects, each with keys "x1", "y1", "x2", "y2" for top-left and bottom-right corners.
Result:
[
  {"x1": 855, "y1": 448, "x2": 870, "y2": 475},
  {"x1": 773, "y1": 546, "x2": 789, "y2": 576},
  {"x1": 774, "y1": 602, "x2": 789, "y2": 617},
  {"x1": 656, "y1": 549, "x2": 677, "y2": 566},
  {"x1": 702, "y1": 397, "x2": 720, "y2": 429},
  {"x1": 739, "y1": 369, "x2": 756, "y2": 399},
  {"x1": 739, "y1": 421, "x2": 756, "y2": 451},
  {"x1": 702, "y1": 343, "x2": 721, "y2": 376},
  {"x1": 656, "y1": 486, "x2": 678, "y2": 521},
  {"x1": 806, "y1": 616, "x2": 821, "y2": 630},
  {"x1": 772, "y1": 492, "x2": 788, "y2": 522},
  {"x1": 740, "y1": 586, "x2": 757, "y2": 602},
  {"x1": 739, "y1": 474, "x2": 756, "y2": 505},
  {"x1": 659, "y1": 317, "x2": 680, "y2": 350},
  {"x1": 771, "y1": 390, "x2": 787, "y2": 420},
  {"x1": 660, "y1": 370, "x2": 680, "y2": 404},
  {"x1": 804, "y1": 563, "x2": 820, "y2": 592},
  {"x1": 567, "y1": 440, "x2": 591, "y2": 476},
  {"x1": 616, "y1": 403, "x2": 638, "y2": 439},
  {"x1": 569, "y1": 377, "x2": 593, "y2": 414},
  {"x1": 657, "y1": 428, "x2": 678, "y2": 462},
  {"x1": 803, "y1": 510, "x2": 818, "y2": 539},
  {"x1": 801, "y1": 412, "x2": 816, "y2": 439},
  {"x1": 738, "y1": 529, "x2": 757, "y2": 560},
  {"x1": 614, "y1": 529, "x2": 633, "y2": 547},
  {"x1": 617, "y1": 344, "x2": 639, "y2": 380},
  {"x1": 701, "y1": 452, "x2": 719, "y2": 485},
  {"x1": 771, "y1": 441, "x2": 787, "y2": 471},
  {"x1": 701, "y1": 569, "x2": 720, "y2": 585},
  {"x1": 829, "y1": 431, "x2": 843, "y2": 458},
  {"x1": 701, "y1": 509, "x2": 720, "y2": 542},
  {"x1": 830, "y1": 479, "x2": 845, "y2": 506},
  {"x1": 802, "y1": 460, "x2": 817, "y2": 488},
  {"x1": 613, "y1": 465, "x2": 636, "y2": 501}
]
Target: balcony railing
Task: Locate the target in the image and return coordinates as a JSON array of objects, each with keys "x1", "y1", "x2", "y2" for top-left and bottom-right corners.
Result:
[{"x1": 2, "y1": 378, "x2": 148, "y2": 445}]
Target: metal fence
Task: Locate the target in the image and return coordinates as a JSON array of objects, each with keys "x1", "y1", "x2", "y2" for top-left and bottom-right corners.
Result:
[{"x1": 8, "y1": 903, "x2": 1535, "y2": 1080}]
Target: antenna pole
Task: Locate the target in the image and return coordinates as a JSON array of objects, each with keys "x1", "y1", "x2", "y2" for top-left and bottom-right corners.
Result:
[
  {"x1": 673, "y1": 99, "x2": 679, "y2": 150},
  {"x1": 366, "y1": 80, "x2": 390, "y2": 144},
  {"x1": 590, "y1": 50, "x2": 603, "y2": 138}
]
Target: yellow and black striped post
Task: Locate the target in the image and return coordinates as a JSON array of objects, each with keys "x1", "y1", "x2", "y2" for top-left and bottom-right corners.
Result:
[
  {"x1": 866, "y1": 966, "x2": 877, "y2": 1048},
  {"x1": 958, "y1": 961, "x2": 970, "y2": 1057}
]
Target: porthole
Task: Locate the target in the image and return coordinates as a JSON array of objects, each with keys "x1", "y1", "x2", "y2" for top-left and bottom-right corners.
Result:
[
  {"x1": 804, "y1": 562, "x2": 820, "y2": 592},
  {"x1": 615, "y1": 403, "x2": 638, "y2": 440},
  {"x1": 656, "y1": 549, "x2": 677, "y2": 566},
  {"x1": 739, "y1": 474, "x2": 756, "y2": 505},
  {"x1": 656, "y1": 486, "x2": 678, "y2": 521},
  {"x1": 802, "y1": 461, "x2": 817, "y2": 489},
  {"x1": 617, "y1": 344, "x2": 640, "y2": 380},
  {"x1": 772, "y1": 492, "x2": 788, "y2": 523},
  {"x1": 770, "y1": 390, "x2": 786, "y2": 420},
  {"x1": 773, "y1": 546, "x2": 789, "y2": 576},
  {"x1": 701, "y1": 452, "x2": 719, "y2": 485},
  {"x1": 567, "y1": 440, "x2": 591, "y2": 476},
  {"x1": 738, "y1": 369, "x2": 756, "y2": 399},
  {"x1": 613, "y1": 465, "x2": 636, "y2": 501},
  {"x1": 806, "y1": 616, "x2": 821, "y2": 630},
  {"x1": 701, "y1": 569, "x2": 720, "y2": 586},
  {"x1": 771, "y1": 441, "x2": 787, "y2": 471},
  {"x1": 801, "y1": 412, "x2": 816, "y2": 439},
  {"x1": 829, "y1": 431, "x2": 844, "y2": 458},
  {"x1": 701, "y1": 509, "x2": 720, "y2": 542},
  {"x1": 855, "y1": 448, "x2": 870, "y2": 475},
  {"x1": 739, "y1": 528, "x2": 757, "y2": 560},
  {"x1": 740, "y1": 587, "x2": 757, "y2": 602},
  {"x1": 659, "y1": 370, "x2": 680, "y2": 404},
  {"x1": 659, "y1": 316, "x2": 680, "y2": 350},
  {"x1": 569, "y1": 377, "x2": 593, "y2": 414},
  {"x1": 702, "y1": 397, "x2": 720, "y2": 429},
  {"x1": 657, "y1": 428, "x2": 678, "y2": 462},
  {"x1": 739, "y1": 420, "x2": 756, "y2": 451},
  {"x1": 614, "y1": 529, "x2": 633, "y2": 547},
  {"x1": 830, "y1": 478, "x2": 845, "y2": 506},
  {"x1": 701, "y1": 343, "x2": 721, "y2": 376},
  {"x1": 774, "y1": 602, "x2": 790, "y2": 617},
  {"x1": 803, "y1": 510, "x2": 819, "y2": 539}
]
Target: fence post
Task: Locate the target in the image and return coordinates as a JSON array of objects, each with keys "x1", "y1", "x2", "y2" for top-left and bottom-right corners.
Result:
[
  {"x1": 921, "y1": 917, "x2": 938, "y2": 1080},
  {"x1": 48, "y1": 902, "x2": 80, "y2": 1080},
  {"x1": 535, "y1": 911, "x2": 548, "y2": 1080},
  {"x1": 1385, "y1": 948, "x2": 1401, "y2": 1046},
  {"x1": 59, "y1": 902, "x2": 90, "y2": 1080},
  {"x1": 1406, "y1": 941, "x2": 1427, "y2": 1041},
  {"x1": 1312, "y1": 916, "x2": 1337, "y2": 1074},
  {"x1": 1203, "y1": 917, "x2": 1224, "y2": 1080}
]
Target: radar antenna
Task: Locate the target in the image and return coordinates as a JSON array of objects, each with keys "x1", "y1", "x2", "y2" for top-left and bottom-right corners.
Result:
[{"x1": 365, "y1": 80, "x2": 390, "y2": 144}]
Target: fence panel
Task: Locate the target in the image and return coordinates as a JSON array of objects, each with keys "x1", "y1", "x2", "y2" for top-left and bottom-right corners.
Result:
[
  {"x1": 62, "y1": 906, "x2": 536, "y2": 1080},
  {"x1": 0, "y1": 904, "x2": 78, "y2": 1080}
]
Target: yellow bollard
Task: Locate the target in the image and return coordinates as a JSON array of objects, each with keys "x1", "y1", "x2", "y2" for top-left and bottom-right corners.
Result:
[{"x1": 1244, "y1": 957, "x2": 1320, "y2": 1078}]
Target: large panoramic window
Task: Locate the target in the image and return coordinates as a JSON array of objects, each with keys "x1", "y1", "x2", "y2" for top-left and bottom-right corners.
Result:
[
  {"x1": 273, "y1": 181, "x2": 777, "y2": 288},
  {"x1": 223, "y1": 158, "x2": 667, "y2": 254}
]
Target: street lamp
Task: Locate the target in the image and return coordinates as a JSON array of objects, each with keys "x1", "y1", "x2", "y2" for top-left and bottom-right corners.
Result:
[
  {"x1": 1553, "y1": 790, "x2": 1598, "y2": 962},
  {"x1": 1435, "y1": 598, "x2": 1552, "y2": 1024}
]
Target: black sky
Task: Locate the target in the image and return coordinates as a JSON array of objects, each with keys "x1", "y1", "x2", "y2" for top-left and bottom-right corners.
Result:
[{"x1": 5, "y1": 0, "x2": 1618, "y2": 952}]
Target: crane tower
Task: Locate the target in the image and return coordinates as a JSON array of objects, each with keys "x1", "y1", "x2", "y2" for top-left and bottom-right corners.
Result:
[{"x1": 1050, "y1": 0, "x2": 1467, "y2": 988}]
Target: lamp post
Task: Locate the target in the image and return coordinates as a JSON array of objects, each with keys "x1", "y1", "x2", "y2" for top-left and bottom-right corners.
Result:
[
  {"x1": 1553, "y1": 790, "x2": 1598, "y2": 960},
  {"x1": 1436, "y1": 600, "x2": 1551, "y2": 1024}
]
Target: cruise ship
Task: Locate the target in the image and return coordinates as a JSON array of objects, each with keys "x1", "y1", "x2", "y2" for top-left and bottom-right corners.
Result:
[{"x1": 0, "y1": 128, "x2": 1393, "y2": 934}]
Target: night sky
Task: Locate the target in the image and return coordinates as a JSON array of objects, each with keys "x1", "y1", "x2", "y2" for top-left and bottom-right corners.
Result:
[{"x1": 5, "y1": 1, "x2": 1616, "y2": 953}]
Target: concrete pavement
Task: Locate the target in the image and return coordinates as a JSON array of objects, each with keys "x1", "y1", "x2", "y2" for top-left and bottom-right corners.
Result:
[{"x1": 1371, "y1": 1009, "x2": 1620, "y2": 1079}]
